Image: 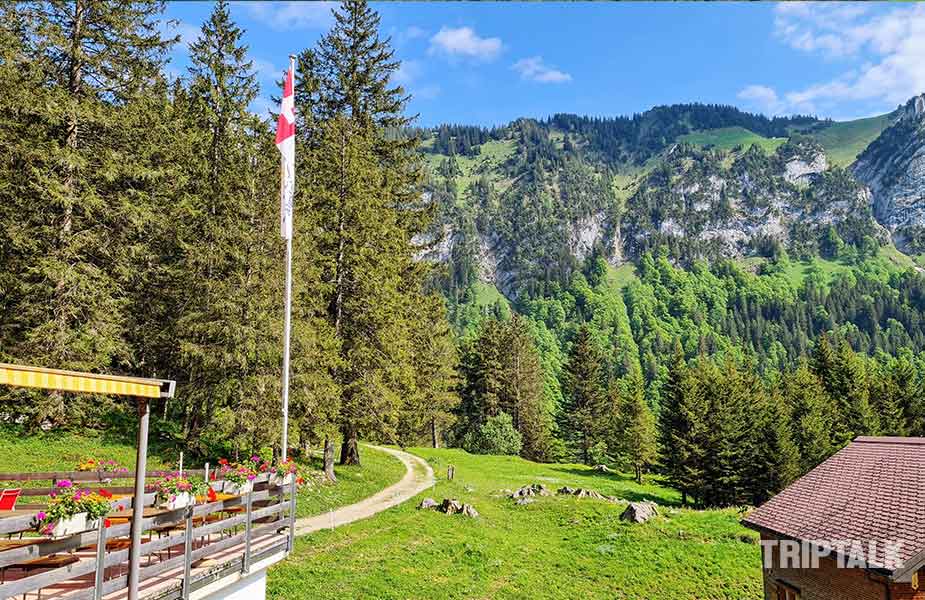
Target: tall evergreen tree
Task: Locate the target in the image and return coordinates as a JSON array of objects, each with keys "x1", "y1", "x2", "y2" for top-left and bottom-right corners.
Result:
[
  {"x1": 0, "y1": 0, "x2": 172, "y2": 425},
  {"x1": 172, "y1": 1, "x2": 283, "y2": 454},
  {"x1": 746, "y1": 388, "x2": 800, "y2": 505},
  {"x1": 612, "y1": 368, "x2": 657, "y2": 484},
  {"x1": 559, "y1": 326, "x2": 609, "y2": 464},
  {"x1": 783, "y1": 359, "x2": 835, "y2": 472}
]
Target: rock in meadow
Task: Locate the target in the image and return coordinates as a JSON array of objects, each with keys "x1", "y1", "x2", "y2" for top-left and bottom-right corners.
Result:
[
  {"x1": 418, "y1": 498, "x2": 438, "y2": 510},
  {"x1": 620, "y1": 501, "x2": 658, "y2": 524}
]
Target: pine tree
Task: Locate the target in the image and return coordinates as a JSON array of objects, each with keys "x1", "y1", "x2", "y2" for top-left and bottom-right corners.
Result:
[
  {"x1": 784, "y1": 359, "x2": 835, "y2": 472},
  {"x1": 501, "y1": 316, "x2": 552, "y2": 461},
  {"x1": 0, "y1": 0, "x2": 172, "y2": 425},
  {"x1": 746, "y1": 388, "x2": 800, "y2": 505},
  {"x1": 612, "y1": 368, "x2": 657, "y2": 484},
  {"x1": 172, "y1": 1, "x2": 278, "y2": 454},
  {"x1": 397, "y1": 293, "x2": 460, "y2": 448},
  {"x1": 657, "y1": 342, "x2": 705, "y2": 505},
  {"x1": 307, "y1": 116, "x2": 415, "y2": 466},
  {"x1": 559, "y1": 326, "x2": 609, "y2": 464}
]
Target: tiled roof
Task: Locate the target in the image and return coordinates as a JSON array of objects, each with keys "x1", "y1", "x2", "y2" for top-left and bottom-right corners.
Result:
[{"x1": 743, "y1": 437, "x2": 925, "y2": 574}]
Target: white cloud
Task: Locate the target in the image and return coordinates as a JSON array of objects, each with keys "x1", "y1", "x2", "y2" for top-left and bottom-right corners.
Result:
[
  {"x1": 744, "y1": 3, "x2": 925, "y2": 115},
  {"x1": 737, "y1": 84, "x2": 784, "y2": 115},
  {"x1": 165, "y1": 20, "x2": 200, "y2": 48},
  {"x1": 428, "y1": 26, "x2": 502, "y2": 61},
  {"x1": 512, "y1": 56, "x2": 572, "y2": 84},
  {"x1": 392, "y1": 60, "x2": 440, "y2": 101},
  {"x1": 252, "y1": 58, "x2": 284, "y2": 84},
  {"x1": 241, "y1": 2, "x2": 334, "y2": 31},
  {"x1": 394, "y1": 59, "x2": 422, "y2": 86}
]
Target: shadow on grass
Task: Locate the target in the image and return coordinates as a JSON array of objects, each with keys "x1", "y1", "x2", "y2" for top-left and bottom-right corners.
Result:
[{"x1": 546, "y1": 465, "x2": 682, "y2": 506}]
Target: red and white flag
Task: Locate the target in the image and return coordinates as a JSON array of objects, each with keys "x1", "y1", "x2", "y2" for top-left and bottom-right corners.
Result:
[{"x1": 275, "y1": 62, "x2": 296, "y2": 240}]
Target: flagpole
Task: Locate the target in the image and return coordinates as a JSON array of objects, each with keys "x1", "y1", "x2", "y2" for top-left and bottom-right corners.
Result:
[{"x1": 280, "y1": 54, "x2": 296, "y2": 462}]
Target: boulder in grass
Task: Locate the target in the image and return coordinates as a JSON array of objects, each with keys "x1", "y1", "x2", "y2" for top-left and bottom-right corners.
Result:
[
  {"x1": 515, "y1": 497, "x2": 534, "y2": 506},
  {"x1": 511, "y1": 483, "x2": 549, "y2": 499},
  {"x1": 557, "y1": 487, "x2": 618, "y2": 503},
  {"x1": 441, "y1": 499, "x2": 463, "y2": 515},
  {"x1": 593, "y1": 464, "x2": 612, "y2": 474},
  {"x1": 620, "y1": 501, "x2": 658, "y2": 524},
  {"x1": 461, "y1": 503, "x2": 479, "y2": 518},
  {"x1": 418, "y1": 498, "x2": 438, "y2": 510}
]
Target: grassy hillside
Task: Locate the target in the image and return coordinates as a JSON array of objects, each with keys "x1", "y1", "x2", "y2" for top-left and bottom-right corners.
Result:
[
  {"x1": 268, "y1": 449, "x2": 761, "y2": 600},
  {"x1": 0, "y1": 424, "x2": 171, "y2": 473},
  {"x1": 678, "y1": 126, "x2": 786, "y2": 154},
  {"x1": 810, "y1": 113, "x2": 894, "y2": 167},
  {"x1": 297, "y1": 445, "x2": 406, "y2": 518}
]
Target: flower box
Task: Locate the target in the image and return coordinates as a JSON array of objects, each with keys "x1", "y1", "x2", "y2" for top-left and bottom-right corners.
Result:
[
  {"x1": 159, "y1": 492, "x2": 194, "y2": 510},
  {"x1": 49, "y1": 513, "x2": 100, "y2": 537},
  {"x1": 270, "y1": 473, "x2": 294, "y2": 487},
  {"x1": 223, "y1": 480, "x2": 253, "y2": 495}
]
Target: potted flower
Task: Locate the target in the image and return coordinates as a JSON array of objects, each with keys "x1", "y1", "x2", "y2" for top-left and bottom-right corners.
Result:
[
  {"x1": 152, "y1": 473, "x2": 204, "y2": 510},
  {"x1": 269, "y1": 458, "x2": 299, "y2": 487},
  {"x1": 34, "y1": 480, "x2": 111, "y2": 537},
  {"x1": 76, "y1": 457, "x2": 129, "y2": 483},
  {"x1": 219, "y1": 461, "x2": 257, "y2": 495}
]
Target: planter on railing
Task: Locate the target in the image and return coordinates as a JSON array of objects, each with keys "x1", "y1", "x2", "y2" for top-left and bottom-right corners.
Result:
[
  {"x1": 223, "y1": 481, "x2": 253, "y2": 495},
  {"x1": 160, "y1": 491, "x2": 194, "y2": 510},
  {"x1": 270, "y1": 473, "x2": 293, "y2": 487},
  {"x1": 48, "y1": 513, "x2": 100, "y2": 537}
]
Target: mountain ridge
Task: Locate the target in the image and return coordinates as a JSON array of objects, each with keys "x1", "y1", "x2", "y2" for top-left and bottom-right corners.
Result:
[{"x1": 420, "y1": 97, "x2": 917, "y2": 301}]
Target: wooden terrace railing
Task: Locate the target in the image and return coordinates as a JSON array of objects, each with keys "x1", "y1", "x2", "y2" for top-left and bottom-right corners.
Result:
[{"x1": 0, "y1": 472, "x2": 296, "y2": 600}]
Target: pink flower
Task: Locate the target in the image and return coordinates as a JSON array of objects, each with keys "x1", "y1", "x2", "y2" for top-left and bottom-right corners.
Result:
[
  {"x1": 247, "y1": 474, "x2": 256, "y2": 481},
  {"x1": 56, "y1": 480, "x2": 73, "y2": 488},
  {"x1": 36, "y1": 511, "x2": 46, "y2": 521}
]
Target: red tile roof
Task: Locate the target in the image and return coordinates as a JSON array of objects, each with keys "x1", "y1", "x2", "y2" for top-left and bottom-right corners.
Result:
[{"x1": 743, "y1": 437, "x2": 925, "y2": 575}]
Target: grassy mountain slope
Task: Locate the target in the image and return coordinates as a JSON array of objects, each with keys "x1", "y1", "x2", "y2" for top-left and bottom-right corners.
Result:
[
  {"x1": 268, "y1": 449, "x2": 761, "y2": 600},
  {"x1": 678, "y1": 126, "x2": 787, "y2": 153},
  {"x1": 810, "y1": 112, "x2": 895, "y2": 167}
]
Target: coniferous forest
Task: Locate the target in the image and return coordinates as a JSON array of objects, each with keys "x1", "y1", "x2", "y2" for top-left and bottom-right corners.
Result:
[{"x1": 3, "y1": 0, "x2": 925, "y2": 510}]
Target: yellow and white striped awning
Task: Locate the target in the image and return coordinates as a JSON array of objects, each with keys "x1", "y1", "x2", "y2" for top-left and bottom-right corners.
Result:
[{"x1": 0, "y1": 363, "x2": 174, "y2": 398}]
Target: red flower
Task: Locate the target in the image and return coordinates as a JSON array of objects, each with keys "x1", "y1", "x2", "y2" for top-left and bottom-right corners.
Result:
[
  {"x1": 207, "y1": 488, "x2": 217, "y2": 502},
  {"x1": 104, "y1": 519, "x2": 112, "y2": 528},
  {"x1": 209, "y1": 472, "x2": 216, "y2": 481},
  {"x1": 218, "y1": 458, "x2": 228, "y2": 466},
  {"x1": 99, "y1": 489, "x2": 113, "y2": 498}
]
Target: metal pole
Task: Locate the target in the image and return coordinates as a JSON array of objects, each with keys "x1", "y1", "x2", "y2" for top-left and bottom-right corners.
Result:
[
  {"x1": 128, "y1": 398, "x2": 150, "y2": 600},
  {"x1": 93, "y1": 516, "x2": 106, "y2": 600},
  {"x1": 182, "y1": 506, "x2": 193, "y2": 599},
  {"x1": 242, "y1": 491, "x2": 253, "y2": 574},
  {"x1": 281, "y1": 234, "x2": 292, "y2": 461},
  {"x1": 280, "y1": 54, "x2": 296, "y2": 462}
]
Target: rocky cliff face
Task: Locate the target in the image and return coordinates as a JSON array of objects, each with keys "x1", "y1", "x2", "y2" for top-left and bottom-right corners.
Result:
[
  {"x1": 854, "y1": 95, "x2": 925, "y2": 251},
  {"x1": 622, "y1": 139, "x2": 884, "y2": 261},
  {"x1": 424, "y1": 97, "x2": 925, "y2": 300}
]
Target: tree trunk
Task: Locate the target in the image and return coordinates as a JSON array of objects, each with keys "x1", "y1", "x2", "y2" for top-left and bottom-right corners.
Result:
[
  {"x1": 431, "y1": 417, "x2": 439, "y2": 448},
  {"x1": 635, "y1": 465, "x2": 642, "y2": 485},
  {"x1": 339, "y1": 426, "x2": 361, "y2": 466},
  {"x1": 681, "y1": 491, "x2": 688, "y2": 506},
  {"x1": 323, "y1": 437, "x2": 337, "y2": 483}
]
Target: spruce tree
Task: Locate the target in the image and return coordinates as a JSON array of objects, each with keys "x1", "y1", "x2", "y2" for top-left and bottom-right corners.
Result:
[
  {"x1": 657, "y1": 342, "x2": 705, "y2": 506},
  {"x1": 784, "y1": 359, "x2": 835, "y2": 472},
  {"x1": 559, "y1": 326, "x2": 609, "y2": 464},
  {"x1": 746, "y1": 388, "x2": 800, "y2": 505},
  {"x1": 612, "y1": 368, "x2": 657, "y2": 484},
  {"x1": 0, "y1": 0, "x2": 172, "y2": 425}
]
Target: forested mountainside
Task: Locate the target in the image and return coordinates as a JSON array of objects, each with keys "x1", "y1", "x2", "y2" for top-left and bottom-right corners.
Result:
[{"x1": 420, "y1": 99, "x2": 916, "y2": 302}]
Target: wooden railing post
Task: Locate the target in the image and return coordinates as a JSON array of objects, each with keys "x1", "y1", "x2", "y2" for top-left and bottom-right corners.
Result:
[
  {"x1": 182, "y1": 505, "x2": 193, "y2": 599},
  {"x1": 242, "y1": 491, "x2": 252, "y2": 574},
  {"x1": 93, "y1": 517, "x2": 106, "y2": 600},
  {"x1": 288, "y1": 477, "x2": 297, "y2": 552}
]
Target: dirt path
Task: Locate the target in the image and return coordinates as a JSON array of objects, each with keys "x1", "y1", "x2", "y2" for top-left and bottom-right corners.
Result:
[{"x1": 293, "y1": 445, "x2": 434, "y2": 536}]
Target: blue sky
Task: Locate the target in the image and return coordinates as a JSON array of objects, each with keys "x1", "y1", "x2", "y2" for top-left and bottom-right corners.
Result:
[{"x1": 163, "y1": 2, "x2": 925, "y2": 127}]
